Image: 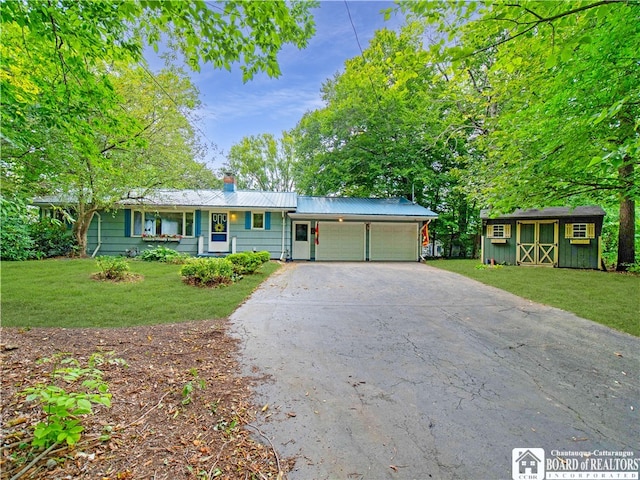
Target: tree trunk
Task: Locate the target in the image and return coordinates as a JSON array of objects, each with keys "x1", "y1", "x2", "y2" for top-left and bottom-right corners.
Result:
[
  {"x1": 616, "y1": 162, "x2": 635, "y2": 271},
  {"x1": 72, "y1": 207, "x2": 96, "y2": 257}
]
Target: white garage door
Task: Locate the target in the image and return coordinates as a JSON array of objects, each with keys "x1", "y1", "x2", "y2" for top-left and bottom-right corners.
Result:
[
  {"x1": 316, "y1": 222, "x2": 365, "y2": 261},
  {"x1": 370, "y1": 223, "x2": 419, "y2": 261}
]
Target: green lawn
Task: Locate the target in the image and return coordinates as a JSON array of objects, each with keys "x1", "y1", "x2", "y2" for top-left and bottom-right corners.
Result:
[
  {"x1": 427, "y1": 259, "x2": 639, "y2": 336},
  {"x1": 1, "y1": 259, "x2": 281, "y2": 328}
]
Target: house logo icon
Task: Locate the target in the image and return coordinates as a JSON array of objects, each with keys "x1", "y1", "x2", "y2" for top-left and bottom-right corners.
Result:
[{"x1": 512, "y1": 448, "x2": 545, "y2": 480}]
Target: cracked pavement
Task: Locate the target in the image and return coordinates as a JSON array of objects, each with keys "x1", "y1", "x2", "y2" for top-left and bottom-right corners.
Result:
[{"x1": 230, "y1": 262, "x2": 639, "y2": 479}]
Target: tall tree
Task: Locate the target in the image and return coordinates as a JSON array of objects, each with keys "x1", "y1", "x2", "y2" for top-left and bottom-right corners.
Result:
[
  {"x1": 400, "y1": 0, "x2": 639, "y2": 269},
  {"x1": 292, "y1": 25, "x2": 479, "y2": 255},
  {"x1": 1, "y1": 0, "x2": 316, "y2": 254},
  {"x1": 223, "y1": 132, "x2": 297, "y2": 192}
]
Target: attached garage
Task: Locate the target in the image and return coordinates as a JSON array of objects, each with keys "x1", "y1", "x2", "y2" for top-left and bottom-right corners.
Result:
[
  {"x1": 370, "y1": 223, "x2": 419, "y2": 261},
  {"x1": 316, "y1": 222, "x2": 365, "y2": 261},
  {"x1": 290, "y1": 196, "x2": 437, "y2": 262}
]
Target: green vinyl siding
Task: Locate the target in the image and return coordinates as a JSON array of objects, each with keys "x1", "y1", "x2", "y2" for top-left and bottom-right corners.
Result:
[
  {"x1": 483, "y1": 216, "x2": 602, "y2": 269},
  {"x1": 230, "y1": 210, "x2": 289, "y2": 259},
  {"x1": 86, "y1": 210, "x2": 198, "y2": 257},
  {"x1": 558, "y1": 218, "x2": 601, "y2": 269},
  {"x1": 483, "y1": 221, "x2": 516, "y2": 264}
]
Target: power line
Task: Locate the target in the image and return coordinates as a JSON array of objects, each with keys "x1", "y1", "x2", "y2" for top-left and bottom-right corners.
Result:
[{"x1": 137, "y1": 61, "x2": 219, "y2": 152}]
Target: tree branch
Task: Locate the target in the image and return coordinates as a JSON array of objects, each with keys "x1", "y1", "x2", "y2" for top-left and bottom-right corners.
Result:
[{"x1": 469, "y1": 0, "x2": 630, "y2": 57}]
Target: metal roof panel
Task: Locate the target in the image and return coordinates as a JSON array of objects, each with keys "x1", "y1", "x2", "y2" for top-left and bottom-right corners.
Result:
[{"x1": 296, "y1": 196, "x2": 437, "y2": 217}]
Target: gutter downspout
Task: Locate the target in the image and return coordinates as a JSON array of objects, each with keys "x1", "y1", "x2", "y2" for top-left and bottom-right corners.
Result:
[
  {"x1": 91, "y1": 212, "x2": 102, "y2": 258},
  {"x1": 280, "y1": 211, "x2": 286, "y2": 261}
]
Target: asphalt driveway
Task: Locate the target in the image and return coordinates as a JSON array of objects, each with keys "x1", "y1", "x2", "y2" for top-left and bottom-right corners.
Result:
[{"x1": 230, "y1": 263, "x2": 639, "y2": 480}]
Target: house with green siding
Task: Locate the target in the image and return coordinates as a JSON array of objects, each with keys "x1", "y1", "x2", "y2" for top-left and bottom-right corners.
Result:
[
  {"x1": 480, "y1": 206, "x2": 606, "y2": 269},
  {"x1": 35, "y1": 176, "x2": 437, "y2": 262}
]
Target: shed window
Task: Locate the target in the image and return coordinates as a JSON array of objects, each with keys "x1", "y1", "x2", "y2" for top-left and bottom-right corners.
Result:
[
  {"x1": 487, "y1": 224, "x2": 511, "y2": 238},
  {"x1": 565, "y1": 223, "x2": 595, "y2": 239},
  {"x1": 132, "y1": 210, "x2": 194, "y2": 237}
]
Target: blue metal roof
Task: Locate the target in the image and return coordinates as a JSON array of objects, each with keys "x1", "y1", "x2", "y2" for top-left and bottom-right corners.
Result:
[
  {"x1": 296, "y1": 196, "x2": 437, "y2": 218},
  {"x1": 33, "y1": 190, "x2": 437, "y2": 218},
  {"x1": 120, "y1": 189, "x2": 297, "y2": 209}
]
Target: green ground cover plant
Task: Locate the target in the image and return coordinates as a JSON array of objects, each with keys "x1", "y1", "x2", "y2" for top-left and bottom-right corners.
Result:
[
  {"x1": 1, "y1": 259, "x2": 280, "y2": 328},
  {"x1": 21, "y1": 352, "x2": 120, "y2": 448},
  {"x1": 428, "y1": 259, "x2": 639, "y2": 336},
  {"x1": 138, "y1": 245, "x2": 190, "y2": 264}
]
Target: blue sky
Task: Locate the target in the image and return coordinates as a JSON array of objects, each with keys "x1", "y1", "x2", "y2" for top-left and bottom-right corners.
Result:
[{"x1": 182, "y1": 1, "x2": 404, "y2": 169}]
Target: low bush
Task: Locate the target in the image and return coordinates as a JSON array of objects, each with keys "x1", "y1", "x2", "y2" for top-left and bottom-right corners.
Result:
[
  {"x1": 256, "y1": 250, "x2": 271, "y2": 263},
  {"x1": 94, "y1": 256, "x2": 131, "y2": 281},
  {"x1": 180, "y1": 258, "x2": 234, "y2": 287},
  {"x1": 226, "y1": 252, "x2": 260, "y2": 275},
  {"x1": 226, "y1": 251, "x2": 271, "y2": 275},
  {"x1": 30, "y1": 217, "x2": 76, "y2": 258},
  {"x1": 0, "y1": 215, "x2": 35, "y2": 260},
  {"x1": 139, "y1": 245, "x2": 190, "y2": 264}
]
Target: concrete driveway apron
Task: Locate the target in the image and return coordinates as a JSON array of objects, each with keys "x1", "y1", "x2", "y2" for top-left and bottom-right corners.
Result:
[{"x1": 230, "y1": 263, "x2": 639, "y2": 480}]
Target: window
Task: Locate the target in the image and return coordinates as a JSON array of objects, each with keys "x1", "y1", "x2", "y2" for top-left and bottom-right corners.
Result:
[
  {"x1": 487, "y1": 224, "x2": 511, "y2": 238},
  {"x1": 565, "y1": 223, "x2": 595, "y2": 239},
  {"x1": 252, "y1": 212, "x2": 264, "y2": 230},
  {"x1": 132, "y1": 210, "x2": 194, "y2": 237}
]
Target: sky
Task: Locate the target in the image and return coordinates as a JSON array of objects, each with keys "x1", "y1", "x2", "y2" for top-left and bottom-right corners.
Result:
[{"x1": 164, "y1": 1, "x2": 406, "y2": 170}]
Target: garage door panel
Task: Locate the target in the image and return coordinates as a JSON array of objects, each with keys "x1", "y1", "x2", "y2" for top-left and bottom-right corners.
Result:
[
  {"x1": 370, "y1": 223, "x2": 418, "y2": 261},
  {"x1": 317, "y1": 222, "x2": 365, "y2": 261}
]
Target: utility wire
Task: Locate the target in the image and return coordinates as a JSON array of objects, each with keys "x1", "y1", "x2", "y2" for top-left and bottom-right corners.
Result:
[
  {"x1": 137, "y1": 61, "x2": 219, "y2": 151},
  {"x1": 343, "y1": 1, "x2": 388, "y2": 152}
]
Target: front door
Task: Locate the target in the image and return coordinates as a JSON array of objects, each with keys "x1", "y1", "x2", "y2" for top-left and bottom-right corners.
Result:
[
  {"x1": 292, "y1": 222, "x2": 310, "y2": 260},
  {"x1": 209, "y1": 212, "x2": 229, "y2": 252},
  {"x1": 517, "y1": 221, "x2": 558, "y2": 266}
]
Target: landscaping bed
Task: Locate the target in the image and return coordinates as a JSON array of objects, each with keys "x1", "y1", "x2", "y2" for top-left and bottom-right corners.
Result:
[{"x1": 1, "y1": 319, "x2": 291, "y2": 479}]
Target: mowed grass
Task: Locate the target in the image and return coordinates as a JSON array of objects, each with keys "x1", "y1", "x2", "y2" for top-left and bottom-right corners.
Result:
[
  {"x1": 1, "y1": 259, "x2": 281, "y2": 328},
  {"x1": 427, "y1": 259, "x2": 639, "y2": 337}
]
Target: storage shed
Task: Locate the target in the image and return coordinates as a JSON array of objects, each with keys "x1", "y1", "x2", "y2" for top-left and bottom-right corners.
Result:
[{"x1": 480, "y1": 206, "x2": 606, "y2": 269}]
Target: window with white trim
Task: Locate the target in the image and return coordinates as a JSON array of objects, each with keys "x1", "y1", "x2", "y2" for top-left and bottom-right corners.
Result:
[
  {"x1": 565, "y1": 223, "x2": 595, "y2": 239},
  {"x1": 252, "y1": 212, "x2": 265, "y2": 230},
  {"x1": 132, "y1": 210, "x2": 194, "y2": 237},
  {"x1": 487, "y1": 224, "x2": 511, "y2": 238}
]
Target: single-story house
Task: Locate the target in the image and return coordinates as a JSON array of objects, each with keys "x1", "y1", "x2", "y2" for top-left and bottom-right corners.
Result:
[
  {"x1": 480, "y1": 206, "x2": 606, "y2": 269},
  {"x1": 35, "y1": 176, "x2": 438, "y2": 262}
]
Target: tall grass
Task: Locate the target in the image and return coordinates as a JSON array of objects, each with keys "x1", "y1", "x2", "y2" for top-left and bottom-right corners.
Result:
[
  {"x1": 428, "y1": 259, "x2": 639, "y2": 336},
  {"x1": 1, "y1": 259, "x2": 280, "y2": 328}
]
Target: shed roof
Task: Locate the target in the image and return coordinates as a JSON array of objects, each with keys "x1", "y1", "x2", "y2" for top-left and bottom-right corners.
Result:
[
  {"x1": 294, "y1": 196, "x2": 437, "y2": 219},
  {"x1": 480, "y1": 206, "x2": 605, "y2": 219}
]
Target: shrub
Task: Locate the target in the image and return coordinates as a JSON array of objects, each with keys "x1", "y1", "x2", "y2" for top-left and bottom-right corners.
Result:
[
  {"x1": 0, "y1": 196, "x2": 36, "y2": 260},
  {"x1": 139, "y1": 245, "x2": 190, "y2": 263},
  {"x1": 180, "y1": 258, "x2": 234, "y2": 287},
  {"x1": 226, "y1": 252, "x2": 262, "y2": 275},
  {"x1": 0, "y1": 215, "x2": 35, "y2": 260},
  {"x1": 29, "y1": 217, "x2": 76, "y2": 258},
  {"x1": 256, "y1": 250, "x2": 271, "y2": 263},
  {"x1": 226, "y1": 251, "x2": 271, "y2": 275},
  {"x1": 95, "y1": 256, "x2": 131, "y2": 281}
]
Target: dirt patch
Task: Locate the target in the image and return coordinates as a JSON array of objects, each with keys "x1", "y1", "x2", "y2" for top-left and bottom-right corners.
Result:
[{"x1": 1, "y1": 320, "x2": 291, "y2": 479}]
